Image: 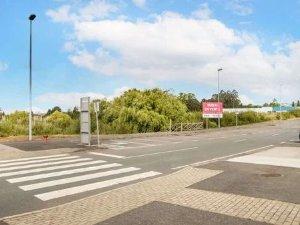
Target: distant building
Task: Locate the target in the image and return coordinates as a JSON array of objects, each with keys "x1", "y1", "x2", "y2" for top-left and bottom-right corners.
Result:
[
  {"x1": 272, "y1": 106, "x2": 295, "y2": 112},
  {"x1": 224, "y1": 107, "x2": 273, "y2": 113}
]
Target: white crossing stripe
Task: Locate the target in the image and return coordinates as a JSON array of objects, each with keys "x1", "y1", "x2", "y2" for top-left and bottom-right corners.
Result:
[
  {"x1": 0, "y1": 160, "x2": 106, "y2": 178},
  {"x1": 0, "y1": 156, "x2": 79, "y2": 167},
  {"x1": 20, "y1": 167, "x2": 141, "y2": 191},
  {"x1": 35, "y1": 171, "x2": 161, "y2": 201},
  {"x1": 89, "y1": 152, "x2": 125, "y2": 159},
  {"x1": 7, "y1": 163, "x2": 122, "y2": 183},
  {"x1": 0, "y1": 154, "x2": 69, "y2": 163},
  {"x1": 0, "y1": 158, "x2": 93, "y2": 172},
  {"x1": 234, "y1": 139, "x2": 247, "y2": 143}
]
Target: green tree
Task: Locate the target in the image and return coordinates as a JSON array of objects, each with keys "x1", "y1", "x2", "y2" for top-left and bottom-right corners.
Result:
[
  {"x1": 99, "y1": 88, "x2": 194, "y2": 133},
  {"x1": 45, "y1": 106, "x2": 62, "y2": 116},
  {"x1": 207, "y1": 90, "x2": 241, "y2": 108},
  {"x1": 46, "y1": 111, "x2": 72, "y2": 130},
  {"x1": 269, "y1": 98, "x2": 280, "y2": 107},
  {"x1": 67, "y1": 107, "x2": 80, "y2": 120},
  {"x1": 178, "y1": 93, "x2": 200, "y2": 112}
]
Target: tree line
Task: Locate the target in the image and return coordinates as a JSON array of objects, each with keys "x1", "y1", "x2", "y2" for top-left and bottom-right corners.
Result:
[{"x1": 0, "y1": 88, "x2": 299, "y2": 137}]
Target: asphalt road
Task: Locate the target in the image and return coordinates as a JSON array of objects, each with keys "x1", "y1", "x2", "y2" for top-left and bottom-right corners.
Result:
[{"x1": 0, "y1": 119, "x2": 299, "y2": 218}]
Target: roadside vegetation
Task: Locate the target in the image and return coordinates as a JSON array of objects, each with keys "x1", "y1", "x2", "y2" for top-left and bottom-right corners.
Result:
[{"x1": 0, "y1": 88, "x2": 299, "y2": 137}]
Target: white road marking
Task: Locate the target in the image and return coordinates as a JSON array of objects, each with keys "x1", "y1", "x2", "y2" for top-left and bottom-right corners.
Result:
[
  {"x1": 0, "y1": 154, "x2": 69, "y2": 163},
  {"x1": 108, "y1": 144, "x2": 162, "y2": 150},
  {"x1": 0, "y1": 158, "x2": 93, "y2": 172},
  {"x1": 89, "y1": 152, "x2": 125, "y2": 159},
  {"x1": 0, "y1": 156, "x2": 79, "y2": 167},
  {"x1": 125, "y1": 147, "x2": 198, "y2": 159},
  {"x1": 20, "y1": 167, "x2": 141, "y2": 191},
  {"x1": 0, "y1": 160, "x2": 106, "y2": 178},
  {"x1": 171, "y1": 145, "x2": 274, "y2": 170},
  {"x1": 7, "y1": 163, "x2": 121, "y2": 183},
  {"x1": 234, "y1": 139, "x2": 247, "y2": 143},
  {"x1": 280, "y1": 141, "x2": 286, "y2": 144},
  {"x1": 241, "y1": 134, "x2": 247, "y2": 136},
  {"x1": 35, "y1": 171, "x2": 161, "y2": 201},
  {"x1": 272, "y1": 133, "x2": 279, "y2": 136},
  {"x1": 127, "y1": 141, "x2": 156, "y2": 146},
  {"x1": 228, "y1": 156, "x2": 300, "y2": 169}
]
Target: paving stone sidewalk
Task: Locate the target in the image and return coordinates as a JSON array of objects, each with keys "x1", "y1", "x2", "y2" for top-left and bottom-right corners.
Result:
[{"x1": 1, "y1": 167, "x2": 299, "y2": 225}]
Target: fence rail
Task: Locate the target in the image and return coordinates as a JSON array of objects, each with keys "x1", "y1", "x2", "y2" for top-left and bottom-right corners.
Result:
[{"x1": 170, "y1": 122, "x2": 203, "y2": 132}]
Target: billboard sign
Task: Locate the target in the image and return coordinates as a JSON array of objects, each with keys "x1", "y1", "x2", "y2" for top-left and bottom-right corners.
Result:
[{"x1": 202, "y1": 102, "x2": 223, "y2": 118}]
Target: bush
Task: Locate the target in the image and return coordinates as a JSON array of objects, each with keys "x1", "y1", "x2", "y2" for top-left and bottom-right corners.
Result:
[{"x1": 291, "y1": 109, "x2": 300, "y2": 117}]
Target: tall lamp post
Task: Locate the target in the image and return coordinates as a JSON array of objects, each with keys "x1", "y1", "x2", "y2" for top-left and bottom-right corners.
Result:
[
  {"x1": 28, "y1": 14, "x2": 36, "y2": 141},
  {"x1": 217, "y1": 68, "x2": 222, "y2": 128}
]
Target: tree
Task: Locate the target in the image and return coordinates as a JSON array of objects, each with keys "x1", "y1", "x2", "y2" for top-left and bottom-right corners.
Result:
[
  {"x1": 206, "y1": 90, "x2": 241, "y2": 108},
  {"x1": 67, "y1": 107, "x2": 80, "y2": 120},
  {"x1": 269, "y1": 98, "x2": 280, "y2": 107},
  {"x1": 45, "y1": 106, "x2": 62, "y2": 116},
  {"x1": 297, "y1": 100, "x2": 300, "y2": 107},
  {"x1": 292, "y1": 101, "x2": 295, "y2": 107},
  {"x1": 100, "y1": 88, "x2": 194, "y2": 133},
  {"x1": 178, "y1": 93, "x2": 200, "y2": 112},
  {"x1": 46, "y1": 111, "x2": 72, "y2": 130}
]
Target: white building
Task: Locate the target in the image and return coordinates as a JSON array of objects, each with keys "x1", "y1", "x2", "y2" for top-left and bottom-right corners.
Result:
[{"x1": 223, "y1": 107, "x2": 273, "y2": 113}]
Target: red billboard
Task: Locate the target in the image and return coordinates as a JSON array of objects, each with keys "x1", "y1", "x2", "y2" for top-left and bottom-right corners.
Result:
[{"x1": 202, "y1": 102, "x2": 223, "y2": 118}]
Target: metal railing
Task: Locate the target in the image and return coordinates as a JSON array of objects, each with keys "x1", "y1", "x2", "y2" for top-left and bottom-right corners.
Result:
[{"x1": 170, "y1": 122, "x2": 203, "y2": 132}]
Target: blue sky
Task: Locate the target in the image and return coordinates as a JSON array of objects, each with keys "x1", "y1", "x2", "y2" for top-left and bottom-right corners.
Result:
[{"x1": 0, "y1": 0, "x2": 300, "y2": 112}]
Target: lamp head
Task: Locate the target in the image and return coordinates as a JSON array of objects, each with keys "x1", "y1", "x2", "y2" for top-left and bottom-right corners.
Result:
[{"x1": 29, "y1": 14, "x2": 36, "y2": 21}]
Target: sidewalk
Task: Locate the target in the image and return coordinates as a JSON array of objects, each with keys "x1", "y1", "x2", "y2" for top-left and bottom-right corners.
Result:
[{"x1": 1, "y1": 162, "x2": 299, "y2": 225}]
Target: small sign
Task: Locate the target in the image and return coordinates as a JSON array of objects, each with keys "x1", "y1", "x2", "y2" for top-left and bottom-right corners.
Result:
[{"x1": 202, "y1": 102, "x2": 223, "y2": 118}]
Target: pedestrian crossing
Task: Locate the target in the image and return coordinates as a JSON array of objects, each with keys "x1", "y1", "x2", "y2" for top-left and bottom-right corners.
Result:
[{"x1": 0, "y1": 154, "x2": 161, "y2": 201}]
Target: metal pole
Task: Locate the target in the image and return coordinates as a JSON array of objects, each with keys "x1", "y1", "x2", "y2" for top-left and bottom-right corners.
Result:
[
  {"x1": 218, "y1": 70, "x2": 220, "y2": 128},
  {"x1": 94, "y1": 102, "x2": 100, "y2": 147},
  {"x1": 29, "y1": 20, "x2": 33, "y2": 141},
  {"x1": 95, "y1": 110, "x2": 100, "y2": 147},
  {"x1": 169, "y1": 119, "x2": 172, "y2": 133}
]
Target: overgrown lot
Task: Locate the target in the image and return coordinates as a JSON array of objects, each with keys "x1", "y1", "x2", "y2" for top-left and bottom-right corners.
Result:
[{"x1": 0, "y1": 88, "x2": 299, "y2": 137}]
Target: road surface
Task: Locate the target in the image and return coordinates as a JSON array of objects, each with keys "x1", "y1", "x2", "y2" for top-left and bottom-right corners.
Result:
[{"x1": 0, "y1": 119, "x2": 299, "y2": 218}]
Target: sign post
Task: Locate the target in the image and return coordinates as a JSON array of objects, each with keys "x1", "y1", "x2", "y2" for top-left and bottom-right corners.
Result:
[
  {"x1": 94, "y1": 101, "x2": 100, "y2": 148},
  {"x1": 80, "y1": 97, "x2": 91, "y2": 146},
  {"x1": 202, "y1": 102, "x2": 223, "y2": 124}
]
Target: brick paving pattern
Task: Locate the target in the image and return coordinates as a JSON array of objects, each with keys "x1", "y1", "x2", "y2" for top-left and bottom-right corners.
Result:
[
  {"x1": 162, "y1": 188, "x2": 300, "y2": 225},
  {"x1": 1, "y1": 166, "x2": 299, "y2": 225}
]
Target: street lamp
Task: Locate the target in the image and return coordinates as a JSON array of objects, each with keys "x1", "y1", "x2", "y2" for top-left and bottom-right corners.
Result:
[
  {"x1": 217, "y1": 68, "x2": 222, "y2": 128},
  {"x1": 28, "y1": 14, "x2": 36, "y2": 141}
]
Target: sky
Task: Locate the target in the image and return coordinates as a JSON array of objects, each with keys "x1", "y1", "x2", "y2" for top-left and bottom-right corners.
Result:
[{"x1": 0, "y1": 0, "x2": 300, "y2": 113}]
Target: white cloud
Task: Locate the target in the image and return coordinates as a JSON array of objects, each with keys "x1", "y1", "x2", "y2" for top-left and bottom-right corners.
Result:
[
  {"x1": 192, "y1": 3, "x2": 212, "y2": 19},
  {"x1": 47, "y1": 2, "x2": 300, "y2": 103},
  {"x1": 239, "y1": 94, "x2": 254, "y2": 105},
  {"x1": 46, "y1": 5, "x2": 75, "y2": 23},
  {"x1": 0, "y1": 61, "x2": 8, "y2": 72},
  {"x1": 132, "y1": 0, "x2": 146, "y2": 8},
  {"x1": 227, "y1": 0, "x2": 253, "y2": 16},
  {"x1": 46, "y1": 0, "x2": 118, "y2": 23},
  {"x1": 34, "y1": 87, "x2": 130, "y2": 110}
]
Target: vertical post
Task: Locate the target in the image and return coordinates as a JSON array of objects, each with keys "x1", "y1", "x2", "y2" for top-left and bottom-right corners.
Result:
[
  {"x1": 94, "y1": 102, "x2": 100, "y2": 147},
  {"x1": 28, "y1": 14, "x2": 36, "y2": 141},
  {"x1": 206, "y1": 118, "x2": 208, "y2": 129},
  {"x1": 169, "y1": 119, "x2": 172, "y2": 133},
  {"x1": 180, "y1": 122, "x2": 183, "y2": 132},
  {"x1": 235, "y1": 113, "x2": 238, "y2": 127},
  {"x1": 29, "y1": 19, "x2": 33, "y2": 141},
  {"x1": 217, "y1": 68, "x2": 222, "y2": 128}
]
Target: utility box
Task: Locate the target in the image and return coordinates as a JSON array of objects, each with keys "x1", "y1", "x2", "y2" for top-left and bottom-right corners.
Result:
[{"x1": 80, "y1": 97, "x2": 91, "y2": 145}]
